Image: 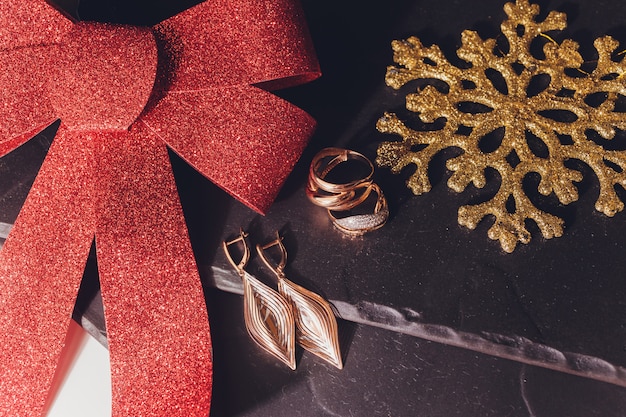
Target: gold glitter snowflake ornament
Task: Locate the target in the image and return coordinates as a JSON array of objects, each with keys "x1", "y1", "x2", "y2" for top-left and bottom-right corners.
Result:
[{"x1": 377, "y1": 0, "x2": 626, "y2": 252}]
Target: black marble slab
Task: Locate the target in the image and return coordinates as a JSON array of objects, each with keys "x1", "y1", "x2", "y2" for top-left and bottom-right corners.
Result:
[
  {"x1": 208, "y1": 290, "x2": 626, "y2": 417},
  {"x1": 186, "y1": 0, "x2": 626, "y2": 386},
  {"x1": 1, "y1": 0, "x2": 626, "y2": 411}
]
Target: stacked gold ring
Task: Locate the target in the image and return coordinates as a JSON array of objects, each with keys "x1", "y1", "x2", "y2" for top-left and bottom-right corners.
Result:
[
  {"x1": 306, "y1": 147, "x2": 388, "y2": 235},
  {"x1": 308, "y1": 148, "x2": 374, "y2": 193}
]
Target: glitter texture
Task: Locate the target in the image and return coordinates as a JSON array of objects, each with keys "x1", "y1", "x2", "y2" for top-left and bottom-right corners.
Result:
[
  {"x1": 142, "y1": 86, "x2": 316, "y2": 214},
  {"x1": 0, "y1": 1, "x2": 72, "y2": 50},
  {"x1": 48, "y1": 23, "x2": 157, "y2": 131},
  {"x1": 377, "y1": 0, "x2": 626, "y2": 252},
  {"x1": 0, "y1": 126, "x2": 97, "y2": 417},
  {"x1": 152, "y1": 0, "x2": 320, "y2": 92},
  {"x1": 0, "y1": 0, "x2": 320, "y2": 415},
  {"x1": 95, "y1": 125, "x2": 213, "y2": 416},
  {"x1": 0, "y1": 47, "x2": 57, "y2": 156}
]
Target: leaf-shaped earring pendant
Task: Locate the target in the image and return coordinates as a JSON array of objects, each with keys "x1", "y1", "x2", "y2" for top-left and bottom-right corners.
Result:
[
  {"x1": 257, "y1": 233, "x2": 343, "y2": 369},
  {"x1": 223, "y1": 230, "x2": 296, "y2": 370}
]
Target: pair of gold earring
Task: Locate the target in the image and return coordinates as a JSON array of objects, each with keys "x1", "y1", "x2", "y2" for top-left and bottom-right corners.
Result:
[{"x1": 222, "y1": 229, "x2": 343, "y2": 370}]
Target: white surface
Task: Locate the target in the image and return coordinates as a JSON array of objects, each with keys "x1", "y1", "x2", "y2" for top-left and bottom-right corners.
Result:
[{"x1": 46, "y1": 321, "x2": 112, "y2": 417}]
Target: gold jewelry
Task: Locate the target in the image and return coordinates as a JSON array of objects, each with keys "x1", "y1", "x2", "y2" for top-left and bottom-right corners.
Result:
[
  {"x1": 329, "y1": 183, "x2": 389, "y2": 236},
  {"x1": 307, "y1": 147, "x2": 374, "y2": 195},
  {"x1": 257, "y1": 233, "x2": 343, "y2": 369},
  {"x1": 307, "y1": 147, "x2": 389, "y2": 235},
  {"x1": 306, "y1": 180, "x2": 374, "y2": 211},
  {"x1": 223, "y1": 229, "x2": 296, "y2": 370}
]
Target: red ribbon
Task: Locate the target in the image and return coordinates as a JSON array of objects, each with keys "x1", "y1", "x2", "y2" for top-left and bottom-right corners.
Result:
[{"x1": 0, "y1": 1, "x2": 320, "y2": 416}]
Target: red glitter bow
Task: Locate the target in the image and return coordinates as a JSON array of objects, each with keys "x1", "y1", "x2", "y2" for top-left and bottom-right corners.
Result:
[{"x1": 0, "y1": 1, "x2": 319, "y2": 415}]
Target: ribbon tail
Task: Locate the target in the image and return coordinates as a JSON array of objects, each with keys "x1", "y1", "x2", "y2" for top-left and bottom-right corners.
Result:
[
  {"x1": 94, "y1": 125, "x2": 212, "y2": 417},
  {"x1": 142, "y1": 87, "x2": 316, "y2": 214},
  {"x1": 0, "y1": 125, "x2": 98, "y2": 417}
]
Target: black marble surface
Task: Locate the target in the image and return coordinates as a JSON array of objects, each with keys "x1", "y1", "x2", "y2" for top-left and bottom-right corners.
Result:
[
  {"x1": 206, "y1": 290, "x2": 626, "y2": 417},
  {"x1": 2, "y1": 0, "x2": 626, "y2": 415},
  {"x1": 190, "y1": 0, "x2": 625, "y2": 385}
]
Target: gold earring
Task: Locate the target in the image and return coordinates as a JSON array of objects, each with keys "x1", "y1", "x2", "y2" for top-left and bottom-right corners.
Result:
[
  {"x1": 223, "y1": 229, "x2": 296, "y2": 370},
  {"x1": 256, "y1": 233, "x2": 343, "y2": 369}
]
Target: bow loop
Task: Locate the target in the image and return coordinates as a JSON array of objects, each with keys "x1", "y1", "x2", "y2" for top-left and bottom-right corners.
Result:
[
  {"x1": 0, "y1": 1, "x2": 72, "y2": 50},
  {"x1": 0, "y1": 1, "x2": 71, "y2": 156},
  {"x1": 0, "y1": 47, "x2": 57, "y2": 157},
  {"x1": 142, "y1": 85, "x2": 316, "y2": 214},
  {"x1": 153, "y1": 0, "x2": 320, "y2": 93}
]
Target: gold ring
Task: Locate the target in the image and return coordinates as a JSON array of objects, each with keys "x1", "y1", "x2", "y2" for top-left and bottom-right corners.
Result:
[
  {"x1": 306, "y1": 147, "x2": 389, "y2": 235},
  {"x1": 328, "y1": 183, "x2": 389, "y2": 236},
  {"x1": 307, "y1": 147, "x2": 374, "y2": 195},
  {"x1": 305, "y1": 180, "x2": 373, "y2": 211}
]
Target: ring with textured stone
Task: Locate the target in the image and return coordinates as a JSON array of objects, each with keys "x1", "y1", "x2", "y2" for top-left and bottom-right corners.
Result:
[{"x1": 327, "y1": 183, "x2": 389, "y2": 236}]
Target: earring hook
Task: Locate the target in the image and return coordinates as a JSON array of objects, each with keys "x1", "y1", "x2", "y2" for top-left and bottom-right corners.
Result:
[
  {"x1": 222, "y1": 228, "x2": 250, "y2": 275},
  {"x1": 256, "y1": 231, "x2": 288, "y2": 277}
]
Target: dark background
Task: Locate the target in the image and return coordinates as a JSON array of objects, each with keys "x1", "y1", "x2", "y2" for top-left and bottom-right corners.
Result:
[{"x1": 2, "y1": 0, "x2": 626, "y2": 415}]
